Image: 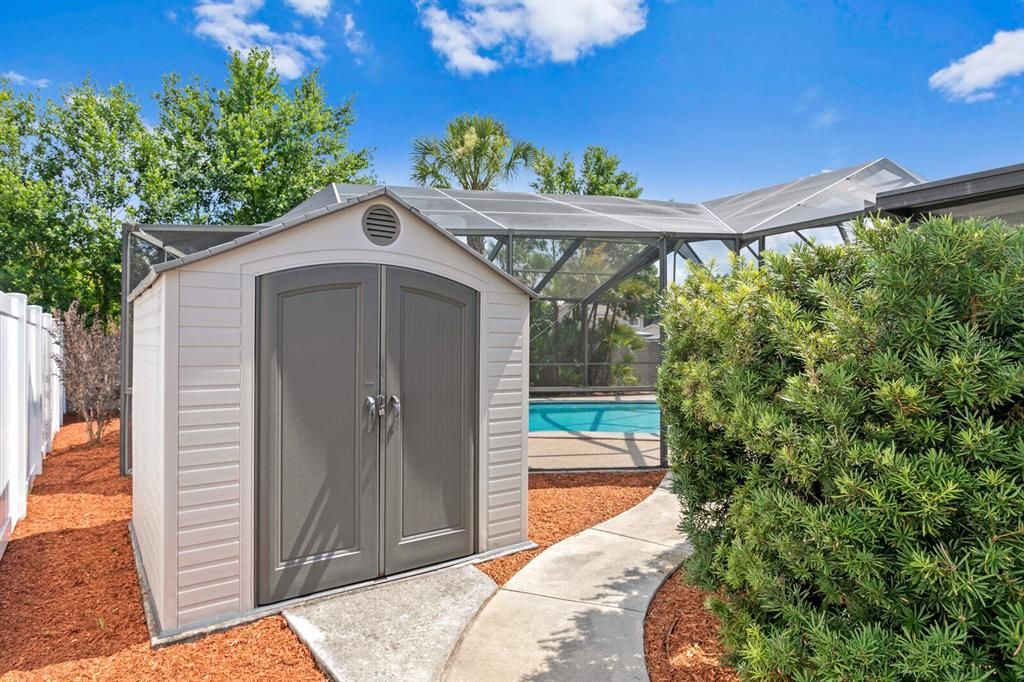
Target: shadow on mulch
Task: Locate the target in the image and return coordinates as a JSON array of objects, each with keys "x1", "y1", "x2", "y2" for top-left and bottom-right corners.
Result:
[{"x1": 0, "y1": 419, "x2": 323, "y2": 680}]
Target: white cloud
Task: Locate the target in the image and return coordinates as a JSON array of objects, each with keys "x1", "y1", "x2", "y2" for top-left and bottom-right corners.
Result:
[
  {"x1": 929, "y1": 29, "x2": 1024, "y2": 102},
  {"x1": 343, "y1": 13, "x2": 368, "y2": 60},
  {"x1": 285, "y1": 0, "x2": 331, "y2": 22},
  {"x1": 193, "y1": 0, "x2": 326, "y2": 79},
  {"x1": 811, "y1": 108, "x2": 839, "y2": 129},
  {"x1": 417, "y1": 0, "x2": 647, "y2": 75},
  {"x1": 2, "y1": 70, "x2": 50, "y2": 88}
]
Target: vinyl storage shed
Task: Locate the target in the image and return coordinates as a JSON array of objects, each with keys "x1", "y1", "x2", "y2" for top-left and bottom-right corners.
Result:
[{"x1": 129, "y1": 188, "x2": 535, "y2": 637}]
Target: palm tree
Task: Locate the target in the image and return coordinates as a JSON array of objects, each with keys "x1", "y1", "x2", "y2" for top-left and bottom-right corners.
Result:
[{"x1": 410, "y1": 114, "x2": 537, "y2": 191}]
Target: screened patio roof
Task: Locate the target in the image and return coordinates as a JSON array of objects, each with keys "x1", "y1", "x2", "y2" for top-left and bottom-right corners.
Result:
[
  {"x1": 127, "y1": 156, "x2": 928, "y2": 304},
  {"x1": 272, "y1": 157, "x2": 921, "y2": 240}
]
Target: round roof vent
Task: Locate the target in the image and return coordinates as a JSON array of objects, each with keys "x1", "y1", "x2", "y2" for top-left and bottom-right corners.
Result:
[{"x1": 362, "y1": 204, "x2": 401, "y2": 246}]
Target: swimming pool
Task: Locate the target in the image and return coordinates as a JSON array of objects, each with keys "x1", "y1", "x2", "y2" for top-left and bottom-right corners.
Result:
[{"x1": 528, "y1": 401, "x2": 660, "y2": 434}]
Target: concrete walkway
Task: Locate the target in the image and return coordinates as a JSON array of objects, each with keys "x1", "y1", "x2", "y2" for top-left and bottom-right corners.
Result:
[
  {"x1": 445, "y1": 476, "x2": 689, "y2": 681},
  {"x1": 284, "y1": 565, "x2": 496, "y2": 681}
]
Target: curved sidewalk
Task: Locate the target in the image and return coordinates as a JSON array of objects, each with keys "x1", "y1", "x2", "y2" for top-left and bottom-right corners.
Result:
[{"x1": 445, "y1": 475, "x2": 689, "y2": 681}]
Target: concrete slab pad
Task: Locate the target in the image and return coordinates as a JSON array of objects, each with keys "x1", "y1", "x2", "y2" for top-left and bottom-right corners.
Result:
[
  {"x1": 504, "y1": 528, "x2": 689, "y2": 612},
  {"x1": 528, "y1": 434, "x2": 661, "y2": 470},
  {"x1": 595, "y1": 486, "x2": 688, "y2": 548},
  {"x1": 284, "y1": 565, "x2": 496, "y2": 682},
  {"x1": 445, "y1": 590, "x2": 648, "y2": 682}
]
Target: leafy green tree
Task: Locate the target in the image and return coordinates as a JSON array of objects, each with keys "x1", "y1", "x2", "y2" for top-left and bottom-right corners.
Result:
[
  {"x1": 138, "y1": 49, "x2": 374, "y2": 225},
  {"x1": 0, "y1": 79, "x2": 144, "y2": 319},
  {"x1": 531, "y1": 145, "x2": 641, "y2": 197},
  {"x1": 410, "y1": 114, "x2": 537, "y2": 190},
  {"x1": 659, "y1": 215, "x2": 1024, "y2": 680},
  {"x1": 0, "y1": 80, "x2": 68, "y2": 310},
  {"x1": 1, "y1": 50, "x2": 373, "y2": 321},
  {"x1": 136, "y1": 73, "x2": 219, "y2": 224}
]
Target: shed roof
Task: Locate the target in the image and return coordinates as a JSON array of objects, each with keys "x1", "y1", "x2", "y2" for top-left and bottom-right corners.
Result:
[{"x1": 127, "y1": 188, "x2": 538, "y2": 301}]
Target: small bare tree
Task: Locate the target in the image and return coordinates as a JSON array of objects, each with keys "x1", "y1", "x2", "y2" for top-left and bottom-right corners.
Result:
[{"x1": 53, "y1": 302, "x2": 120, "y2": 444}]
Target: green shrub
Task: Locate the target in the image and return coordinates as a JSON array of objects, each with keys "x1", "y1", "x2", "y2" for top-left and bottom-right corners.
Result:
[{"x1": 658, "y1": 215, "x2": 1024, "y2": 680}]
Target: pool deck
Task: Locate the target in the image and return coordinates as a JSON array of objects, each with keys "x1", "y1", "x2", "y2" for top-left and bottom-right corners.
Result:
[
  {"x1": 528, "y1": 433, "x2": 661, "y2": 470},
  {"x1": 527, "y1": 394, "x2": 664, "y2": 470}
]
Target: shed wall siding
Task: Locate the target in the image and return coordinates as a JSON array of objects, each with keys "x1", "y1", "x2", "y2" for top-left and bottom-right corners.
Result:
[
  {"x1": 485, "y1": 291, "x2": 528, "y2": 549},
  {"x1": 154, "y1": 199, "x2": 527, "y2": 631},
  {"x1": 175, "y1": 270, "x2": 244, "y2": 627},
  {"x1": 131, "y1": 277, "x2": 167, "y2": 626}
]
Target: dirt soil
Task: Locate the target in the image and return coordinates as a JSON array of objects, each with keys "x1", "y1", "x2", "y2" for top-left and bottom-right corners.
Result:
[
  {"x1": 476, "y1": 470, "x2": 665, "y2": 584},
  {"x1": 0, "y1": 420, "x2": 324, "y2": 681},
  {"x1": 644, "y1": 568, "x2": 738, "y2": 682}
]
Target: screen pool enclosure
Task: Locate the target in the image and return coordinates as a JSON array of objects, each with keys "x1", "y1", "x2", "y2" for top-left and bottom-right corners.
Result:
[
  {"x1": 122, "y1": 157, "x2": 931, "y2": 473},
  {"x1": 123, "y1": 157, "x2": 923, "y2": 420}
]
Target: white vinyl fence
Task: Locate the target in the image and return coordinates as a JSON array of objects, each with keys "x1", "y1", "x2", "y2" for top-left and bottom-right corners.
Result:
[{"x1": 0, "y1": 291, "x2": 64, "y2": 561}]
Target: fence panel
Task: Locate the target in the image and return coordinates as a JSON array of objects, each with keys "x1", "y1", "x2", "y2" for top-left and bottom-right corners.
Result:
[{"x1": 0, "y1": 291, "x2": 64, "y2": 561}]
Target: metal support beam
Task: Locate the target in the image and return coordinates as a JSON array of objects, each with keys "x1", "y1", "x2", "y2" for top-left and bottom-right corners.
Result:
[
  {"x1": 534, "y1": 237, "x2": 584, "y2": 294},
  {"x1": 658, "y1": 237, "x2": 668, "y2": 468},
  {"x1": 794, "y1": 230, "x2": 812, "y2": 246},
  {"x1": 578, "y1": 242, "x2": 666, "y2": 306},
  {"x1": 581, "y1": 301, "x2": 589, "y2": 388},
  {"x1": 486, "y1": 238, "x2": 504, "y2": 263},
  {"x1": 119, "y1": 226, "x2": 133, "y2": 476},
  {"x1": 837, "y1": 224, "x2": 851, "y2": 244},
  {"x1": 504, "y1": 235, "x2": 514, "y2": 274},
  {"x1": 676, "y1": 241, "x2": 703, "y2": 266}
]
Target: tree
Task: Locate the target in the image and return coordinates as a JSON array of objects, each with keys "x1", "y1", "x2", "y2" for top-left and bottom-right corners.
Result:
[
  {"x1": 0, "y1": 80, "x2": 66, "y2": 310},
  {"x1": 659, "y1": 215, "x2": 1024, "y2": 679},
  {"x1": 0, "y1": 78, "x2": 141, "y2": 320},
  {"x1": 531, "y1": 145, "x2": 641, "y2": 198},
  {"x1": 34, "y1": 80, "x2": 148, "y2": 320},
  {"x1": 410, "y1": 114, "x2": 537, "y2": 191},
  {"x1": 0, "y1": 51, "x2": 374, "y2": 323},
  {"x1": 137, "y1": 49, "x2": 374, "y2": 225},
  {"x1": 53, "y1": 301, "x2": 120, "y2": 444}
]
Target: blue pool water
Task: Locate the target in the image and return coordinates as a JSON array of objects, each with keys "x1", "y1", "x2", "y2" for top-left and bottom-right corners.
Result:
[{"x1": 529, "y1": 401, "x2": 660, "y2": 434}]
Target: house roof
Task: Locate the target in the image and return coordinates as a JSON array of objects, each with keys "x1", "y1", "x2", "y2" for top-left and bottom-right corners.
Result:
[
  {"x1": 127, "y1": 188, "x2": 538, "y2": 301},
  {"x1": 875, "y1": 161, "x2": 1024, "y2": 215}
]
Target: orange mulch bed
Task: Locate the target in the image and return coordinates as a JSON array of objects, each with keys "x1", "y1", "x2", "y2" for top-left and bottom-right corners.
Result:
[
  {"x1": 644, "y1": 568, "x2": 738, "y2": 681},
  {"x1": 476, "y1": 470, "x2": 665, "y2": 584},
  {"x1": 0, "y1": 419, "x2": 323, "y2": 681}
]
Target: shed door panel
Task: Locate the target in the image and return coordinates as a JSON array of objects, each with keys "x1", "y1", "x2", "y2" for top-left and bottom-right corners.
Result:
[
  {"x1": 383, "y1": 267, "x2": 477, "y2": 574},
  {"x1": 257, "y1": 264, "x2": 380, "y2": 605}
]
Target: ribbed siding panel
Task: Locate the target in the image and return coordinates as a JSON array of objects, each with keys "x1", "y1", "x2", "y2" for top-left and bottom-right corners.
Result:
[
  {"x1": 486, "y1": 292, "x2": 528, "y2": 550},
  {"x1": 131, "y1": 279, "x2": 166, "y2": 624},
  {"x1": 176, "y1": 272, "x2": 243, "y2": 628}
]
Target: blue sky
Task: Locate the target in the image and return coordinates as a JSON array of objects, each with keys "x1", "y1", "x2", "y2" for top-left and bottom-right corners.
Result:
[{"x1": 2, "y1": 1, "x2": 1022, "y2": 200}]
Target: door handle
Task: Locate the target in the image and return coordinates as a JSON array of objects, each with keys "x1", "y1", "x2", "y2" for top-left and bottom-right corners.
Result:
[
  {"x1": 389, "y1": 395, "x2": 401, "y2": 420},
  {"x1": 365, "y1": 396, "x2": 377, "y2": 432}
]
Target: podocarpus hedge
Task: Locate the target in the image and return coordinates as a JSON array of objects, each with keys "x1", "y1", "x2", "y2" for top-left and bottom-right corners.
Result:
[{"x1": 658, "y1": 215, "x2": 1024, "y2": 680}]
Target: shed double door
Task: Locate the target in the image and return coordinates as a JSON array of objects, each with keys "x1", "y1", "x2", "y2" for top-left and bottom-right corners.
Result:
[{"x1": 257, "y1": 264, "x2": 477, "y2": 605}]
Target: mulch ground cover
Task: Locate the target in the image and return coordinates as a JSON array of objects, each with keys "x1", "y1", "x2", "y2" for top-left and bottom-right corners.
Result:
[
  {"x1": 476, "y1": 470, "x2": 666, "y2": 584},
  {"x1": 0, "y1": 420, "x2": 323, "y2": 681},
  {"x1": 644, "y1": 568, "x2": 738, "y2": 681},
  {"x1": 1, "y1": 419, "x2": 717, "y2": 680}
]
